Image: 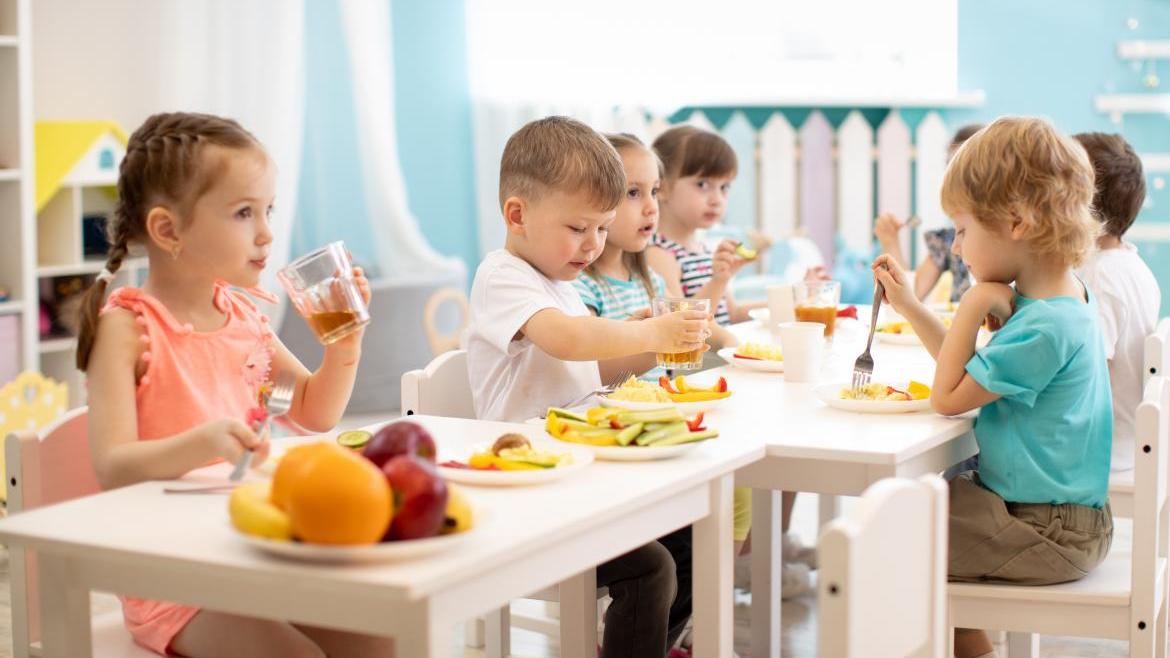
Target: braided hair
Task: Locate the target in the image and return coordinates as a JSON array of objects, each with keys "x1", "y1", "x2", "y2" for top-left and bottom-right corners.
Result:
[{"x1": 76, "y1": 112, "x2": 261, "y2": 371}]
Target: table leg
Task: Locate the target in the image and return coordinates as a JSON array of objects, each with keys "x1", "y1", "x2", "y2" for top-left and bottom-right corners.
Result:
[
  {"x1": 38, "y1": 553, "x2": 92, "y2": 658},
  {"x1": 694, "y1": 474, "x2": 734, "y2": 658},
  {"x1": 1006, "y1": 631, "x2": 1039, "y2": 658},
  {"x1": 817, "y1": 493, "x2": 841, "y2": 530},
  {"x1": 485, "y1": 606, "x2": 510, "y2": 658},
  {"x1": 559, "y1": 569, "x2": 598, "y2": 658},
  {"x1": 751, "y1": 487, "x2": 782, "y2": 658}
]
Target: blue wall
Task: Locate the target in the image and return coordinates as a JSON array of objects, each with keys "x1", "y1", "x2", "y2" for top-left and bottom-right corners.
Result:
[{"x1": 295, "y1": 0, "x2": 479, "y2": 275}]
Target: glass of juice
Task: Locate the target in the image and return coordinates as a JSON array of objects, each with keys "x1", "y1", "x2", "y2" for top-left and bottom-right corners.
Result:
[
  {"x1": 793, "y1": 281, "x2": 841, "y2": 337},
  {"x1": 652, "y1": 297, "x2": 710, "y2": 370},
  {"x1": 278, "y1": 241, "x2": 370, "y2": 345}
]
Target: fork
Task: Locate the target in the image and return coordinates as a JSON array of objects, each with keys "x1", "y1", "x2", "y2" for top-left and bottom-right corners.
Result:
[
  {"x1": 852, "y1": 267, "x2": 887, "y2": 395},
  {"x1": 553, "y1": 369, "x2": 634, "y2": 414},
  {"x1": 228, "y1": 371, "x2": 296, "y2": 481}
]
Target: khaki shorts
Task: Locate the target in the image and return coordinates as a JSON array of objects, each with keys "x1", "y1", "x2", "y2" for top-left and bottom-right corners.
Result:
[{"x1": 948, "y1": 472, "x2": 1113, "y2": 585}]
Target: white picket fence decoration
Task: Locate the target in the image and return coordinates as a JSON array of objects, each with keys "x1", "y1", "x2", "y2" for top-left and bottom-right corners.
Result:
[{"x1": 472, "y1": 104, "x2": 956, "y2": 271}]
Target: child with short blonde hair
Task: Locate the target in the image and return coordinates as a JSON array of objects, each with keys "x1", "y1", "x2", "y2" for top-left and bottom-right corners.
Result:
[
  {"x1": 874, "y1": 117, "x2": 1113, "y2": 658},
  {"x1": 467, "y1": 116, "x2": 704, "y2": 656},
  {"x1": 1074, "y1": 132, "x2": 1160, "y2": 474}
]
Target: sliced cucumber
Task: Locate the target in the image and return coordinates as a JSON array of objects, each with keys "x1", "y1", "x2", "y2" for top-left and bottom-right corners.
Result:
[
  {"x1": 654, "y1": 429, "x2": 719, "y2": 447},
  {"x1": 635, "y1": 422, "x2": 688, "y2": 446},
  {"x1": 547, "y1": 407, "x2": 588, "y2": 423},
  {"x1": 336, "y1": 430, "x2": 372, "y2": 449},
  {"x1": 615, "y1": 422, "x2": 644, "y2": 446}
]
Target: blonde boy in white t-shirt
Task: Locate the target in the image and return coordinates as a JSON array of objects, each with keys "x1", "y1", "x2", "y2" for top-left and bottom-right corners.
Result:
[
  {"x1": 466, "y1": 116, "x2": 709, "y2": 657},
  {"x1": 1075, "y1": 132, "x2": 1161, "y2": 472}
]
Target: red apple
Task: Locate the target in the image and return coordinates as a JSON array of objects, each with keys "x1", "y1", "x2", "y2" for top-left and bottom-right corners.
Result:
[
  {"x1": 382, "y1": 456, "x2": 448, "y2": 540},
  {"x1": 363, "y1": 421, "x2": 436, "y2": 468}
]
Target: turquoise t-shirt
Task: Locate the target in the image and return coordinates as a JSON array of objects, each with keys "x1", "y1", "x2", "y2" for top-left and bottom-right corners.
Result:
[
  {"x1": 574, "y1": 270, "x2": 667, "y2": 320},
  {"x1": 965, "y1": 288, "x2": 1113, "y2": 508}
]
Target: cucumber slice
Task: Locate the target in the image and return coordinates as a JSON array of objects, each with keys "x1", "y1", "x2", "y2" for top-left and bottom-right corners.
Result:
[
  {"x1": 654, "y1": 429, "x2": 719, "y2": 447},
  {"x1": 615, "y1": 422, "x2": 644, "y2": 446},
  {"x1": 547, "y1": 407, "x2": 588, "y2": 423},
  {"x1": 336, "y1": 430, "x2": 372, "y2": 449},
  {"x1": 635, "y1": 422, "x2": 688, "y2": 446},
  {"x1": 616, "y1": 408, "x2": 685, "y2": 425}
]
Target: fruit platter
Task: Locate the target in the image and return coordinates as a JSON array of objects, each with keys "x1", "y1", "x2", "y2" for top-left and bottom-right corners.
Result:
[
  {"x1": 599, "y1": 375, "x2": 731, "y2": 413},
  {"x1": 436, "y1": 432, "x2": 594, "y2": 486},
  {"x1": 229, "y1": 420, "x2": 476, "y2": 563},
  {"x1": 718, "y1": 342, "x2": 784, "y2": 373},
  {"x1": 544, "y1": 405, "x2": 718, "y2": 461},
  {"x1": 814, "y1": 380, "x2": 933, "y2": 414}
]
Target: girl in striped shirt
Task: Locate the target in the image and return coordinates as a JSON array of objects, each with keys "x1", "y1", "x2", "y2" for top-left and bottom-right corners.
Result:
[{"x1": 647, "y1": 126, "x2": 762, "y2": 326}]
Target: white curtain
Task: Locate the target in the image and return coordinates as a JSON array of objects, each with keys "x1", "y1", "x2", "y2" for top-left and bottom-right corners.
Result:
[
  {"x1": 337, "y1": 0, "x2": 465, "y2": 284},
  {"x1": 32, "y1": 0, "x2": 306, "y2": 323}
]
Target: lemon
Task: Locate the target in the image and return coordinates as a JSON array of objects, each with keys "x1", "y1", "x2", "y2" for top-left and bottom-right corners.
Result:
[{"x1": 908, "y1": 381, "x2": 931, "y2": 400}]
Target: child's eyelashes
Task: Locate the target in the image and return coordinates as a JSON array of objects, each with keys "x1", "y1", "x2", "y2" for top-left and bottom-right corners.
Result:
[
  {"x1": 720, "y1": 183, "x2": 731, "y2": 194},
  {"x1": 235, "y1": 206, "x2": 253, "y2": 220}
]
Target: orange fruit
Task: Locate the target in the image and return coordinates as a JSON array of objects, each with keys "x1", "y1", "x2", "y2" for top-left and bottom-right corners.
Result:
[
  {"x1": 270, "y1": 442, "x2": 333, "y2": 511},
  {"x1": 287, "y1": 444, "x2": 392, "y2": 545},
  {"x1": 908, "y1": 380, "x2": 931, "y2": 400}
]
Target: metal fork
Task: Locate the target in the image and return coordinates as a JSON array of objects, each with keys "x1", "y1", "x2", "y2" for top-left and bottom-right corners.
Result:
[
  {"x1": 228, "y1": 371, "x2": 296, "y2": 481},
  {"x1": 852, "y1": 268, "x2": 887, "y2": 395},
  {"x1": 554, "y1": 369, "x2": 635, "y2": 413}
]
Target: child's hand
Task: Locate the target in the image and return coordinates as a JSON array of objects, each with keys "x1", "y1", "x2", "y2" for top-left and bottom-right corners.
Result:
[
  {"x1": 803, "y1": 265, "x2": 830, "y2": 282},
  {"x1": 873, "y1": 212, "x2": 904, "y2": 248},
  {"x1": 646, "y1": 310, "x2": 710, "y2": 355},
  {"x1": 323, "y1": 266, "x2": 370, "y2": 362},
  {"x1": 351, "y1": 266, "x2": 371, "y2": 305},
  {"x1": 197, "y1": 419, "x2": 264, "y2": 464},
  {"x1": 872, "y1": 254, "x2": 920, "y2": 315},
  {"x1": 962, "y1": 283, "x2": 1014, "y2": 331},
  {"x1": 711, "y1": 240, "x2": 751, "y2": 282}
]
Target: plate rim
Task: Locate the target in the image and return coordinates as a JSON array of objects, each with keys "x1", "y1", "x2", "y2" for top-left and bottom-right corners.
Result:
[
  {"x1": 436, "y1": 443, "x2": 594, "y2": 486},
  {"x1": 812, "y1": 382, "x2": 932, "y2": 413},
  {"x1": 717, "y1": 347, "x2": 784, "y2": 372}
]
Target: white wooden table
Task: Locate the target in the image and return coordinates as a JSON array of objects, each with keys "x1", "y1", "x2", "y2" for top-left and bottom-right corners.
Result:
[
  {"x1": 0, "y1": 414, "x2": 762, "y2": 658},
  {"x1": 718, "y1": 316, "x2": 978, "y2": 658}
]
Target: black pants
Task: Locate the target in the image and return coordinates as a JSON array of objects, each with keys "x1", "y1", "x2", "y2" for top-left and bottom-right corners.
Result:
[{"x1": 596, "y1": 526, "x2": 692, "y2": 658}]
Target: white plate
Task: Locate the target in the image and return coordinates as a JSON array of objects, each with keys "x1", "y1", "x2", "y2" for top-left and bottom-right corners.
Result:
[
  {"x1": 748, "y1": 308, "x2": 771, "y2": 325},
  {"x1": 238, "y1": 520, "x2": 478, "y2": 564},
  {"x1": 551, "y1": 437, "x2": 704, "y2": 461},
  {"x1": 718, "y1": 347, "x2": 784, "y2": 373},
  {"x1": 813, "y1": 383, "x2": 932, "y2": 414},
  {"x1": 437, "y1": 442, "x2": 594, "y2": 486},
  {"x1": 875, "y1": 330, "x2": 923, "y2": 345},
  {"x1": 597, "y1": 395, "x2": 727, "y2": 415}
]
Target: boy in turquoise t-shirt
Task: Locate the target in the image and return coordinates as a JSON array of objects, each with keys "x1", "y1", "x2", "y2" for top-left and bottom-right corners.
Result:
[{"x1": 873, "y1": 117, "x2": 1113, "y2": 658}]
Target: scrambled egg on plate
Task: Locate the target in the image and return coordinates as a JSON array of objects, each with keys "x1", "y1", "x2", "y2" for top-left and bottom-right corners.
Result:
[{"x1": 607, "y1": 376, "x2": 672, "y2": 403}]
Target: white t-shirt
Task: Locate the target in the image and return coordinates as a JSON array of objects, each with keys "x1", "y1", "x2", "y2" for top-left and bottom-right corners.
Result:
[
  {"x1": 467, "y1": 249, "x2": 602, "y2": 422},
  {"x1": 1080, "y1": 243, "x2": 1161, "y2": 472}
]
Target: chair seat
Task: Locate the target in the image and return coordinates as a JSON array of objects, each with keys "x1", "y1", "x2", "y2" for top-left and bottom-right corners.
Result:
[
  {"x1": 949, "y1": 552, "x2": 1159, "y2": 608},
  {"x1": 1109, "y1": 470, "x2": 1135, "y2": 517},
  {"x1": 31, "y1": 611, "x2": 156, "y2": 658}
]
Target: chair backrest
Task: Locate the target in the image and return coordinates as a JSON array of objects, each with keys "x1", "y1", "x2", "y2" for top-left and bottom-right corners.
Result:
[
  {"x1": 1131, "y1": 375, "x2": 1170, "y2": 634},
  {"x1": 1143, "y1": 318, "x2": 1170, "y2": 384},
  {"x1": 400, "y1": 349, "x2": 475, "y2": 419},
  {"x1": 422, "y1": 287, "x2": 470, "y2": 357},
  {"x1": 5, "y1": 406, "x2": 99, "y2": 657},
  {"x1": 818, "y1": 475, "x2": 948, "y2": 658}
]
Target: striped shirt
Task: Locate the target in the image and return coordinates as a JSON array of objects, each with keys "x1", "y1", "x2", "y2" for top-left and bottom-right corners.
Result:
[
  {"x1": 574, "y1": 270, "x2": 667, "y2": 320},
  {"x1": 651, "y1": 235, "x2": 731, "y2": 325}
]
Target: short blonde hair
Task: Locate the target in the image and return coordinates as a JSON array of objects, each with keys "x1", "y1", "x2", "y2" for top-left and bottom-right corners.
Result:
[
  {"x1": 941, "y1": 117, "x2": 1099, "y2": 268},
  {"x1": 499, "y1": 116, "x2": 625, "y2": 212}
]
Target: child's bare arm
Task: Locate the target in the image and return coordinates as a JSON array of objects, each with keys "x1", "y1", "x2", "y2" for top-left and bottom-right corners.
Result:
[
  {"x1": 645, "y1": 246, "x2": 685, "y2": 297},
  {"x1": 931, "y1": 284, "x2": 1013, "y2": 416},
  {"x1": 873, "y1": 255, "x2": 948, "y2": 358},
  {"x1": 523, "y1": 308, "x2": 708, "y2": 361},
  {"x1": 87, "y1": 310, "x2": 262, "y2": 489}
]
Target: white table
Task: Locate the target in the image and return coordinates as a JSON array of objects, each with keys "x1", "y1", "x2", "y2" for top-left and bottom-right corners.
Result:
[
  {"x1": 718, "y1": 316, "x2": 978, "y2": 658},
  {"x1": 0, "y1": 414, "x2": 762, "y2": 658}
]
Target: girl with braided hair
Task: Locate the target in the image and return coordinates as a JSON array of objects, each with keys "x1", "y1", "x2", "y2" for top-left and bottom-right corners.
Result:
[{"x1": 77, "y1": 113, "x2": 388, "y2": 657}]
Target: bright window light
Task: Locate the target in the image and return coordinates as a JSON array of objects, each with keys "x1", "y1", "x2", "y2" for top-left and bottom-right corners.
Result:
[{"x1": 465, "y1": 0, "x2": 957, "y2": 108}]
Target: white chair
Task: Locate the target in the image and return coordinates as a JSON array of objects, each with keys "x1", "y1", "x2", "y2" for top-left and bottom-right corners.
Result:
[
  {"x1": 6, "y1": 407, "x2": 156, "y2": 658},
  {"x1": 401, "y1": 351, "x2": 604, "y2": 658},
  {"x1": 948, "y1": 375, "x2": 1170, "y2": 658},
  {"x1": 1111, "y1": 317, "x2": 1170, "y2": 518},
  {"x1": 422, "y1": 287, "x2": 470, "y2": 357},
  {"x1": 818, "y1": 475, "x2": 948, "y2": 658}
]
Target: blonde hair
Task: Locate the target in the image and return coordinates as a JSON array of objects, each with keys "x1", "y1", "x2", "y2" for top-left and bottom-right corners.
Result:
[
  {"x1": 583, "y1": 134, "x2": 661, "y2": 300},
  {"x1": 652, "y1": 125, "x2": 737, "y2": 181},
  {"x1": 940, "y1": 117, "x2": 1099, "y2": 268},
  {"x1": 76, "y1": 113, "x2": 262, "y2": 371},
  {"x1": 498, "y1": 116, "x2": 625, "y2": 212}
]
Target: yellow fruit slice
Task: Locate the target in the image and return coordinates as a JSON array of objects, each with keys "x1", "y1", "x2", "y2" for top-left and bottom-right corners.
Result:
[
  {"x1": 229, "y1": 481, "x2": 292, "y2": 541},
  {"x1": 442, "y1": 484, "x2": 474, "y2": 534},
  {"x1": 908, "y1": 380, "x2": 931, "y2": 400}
]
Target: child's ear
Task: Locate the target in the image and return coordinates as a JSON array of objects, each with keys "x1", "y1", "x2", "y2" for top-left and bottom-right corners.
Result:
[
  {"x1": 502, "y1": 196, "x2": 526, "y2": 236},
  {"x1": 1008, "y1": 209, "x2": 1032, "y2": 241},
  {"x1": 145, "y1": 205, "x2": 183, "y2": 255}
]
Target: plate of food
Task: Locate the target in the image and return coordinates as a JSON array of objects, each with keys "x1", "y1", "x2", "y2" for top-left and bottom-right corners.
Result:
[
  {"x1": 544, "y1": 405, "x2": 718, "y2": 461},
  {"x1": 598, "y1": 375, "x2": 731, "y2": 414},
  {"x1": 437, "y1": 433, "x2": 593, "y2": 486},
  {"x1": 814, "y1": 381, "x2": 932, "y2": 414},
  {"x1": 718, "y1": 343, "x2": 784, "y2": 373},
  {"x1": 875, "y1": 319, "x2": 991, "y2": 346}
]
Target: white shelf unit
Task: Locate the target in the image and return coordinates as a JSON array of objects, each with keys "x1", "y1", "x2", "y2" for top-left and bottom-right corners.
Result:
[
  {"x1": 1118, "y1": 40, "x2": 1170, "y2": 60},
  {"x1": 0, "y1": 0, "x2": 36, "y2": 391}
]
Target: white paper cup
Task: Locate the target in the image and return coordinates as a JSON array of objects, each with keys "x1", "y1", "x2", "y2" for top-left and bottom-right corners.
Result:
[
  {"x1": 777, "y1": 321, "x2": 826, "y2": 382},
  {"x1": 766, "y1": 284, "x2": 796, "y2": 327}
]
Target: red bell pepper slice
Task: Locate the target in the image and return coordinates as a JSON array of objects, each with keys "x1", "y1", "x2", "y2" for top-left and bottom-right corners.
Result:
[
  {"x1": 836, "y1": 305, "x2": 858, "y2": 319},
  {"x1": 610, "y1": 419, "x2": 624, "y2": 430},
  {"x1": 687, "y1": 412, "x2": 706, "y2": 432},
  {"x1": 733, "y1": 353, "x2": 762, "y2": 360},
  {"x1": 715, "y1": 376, "x2": 728, "y2": 393},
  {"x1": 659, "y1": 376, "x2": 680, "y2": 394}
]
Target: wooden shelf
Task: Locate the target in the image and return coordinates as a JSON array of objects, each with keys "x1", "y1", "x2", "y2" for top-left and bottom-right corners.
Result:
[
  {"x1": 36, "y1": 257, "x2": 146, "y2": 278},
  {"x1": 39, "y1": 336, "x2": 77, "y2": 354},
  {"x1": 0, "y1": 300, "x2": 22, "y2": 315},
  {"x1": 1094, "y1": 94, "x2": 1170, "y2": 115}
]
